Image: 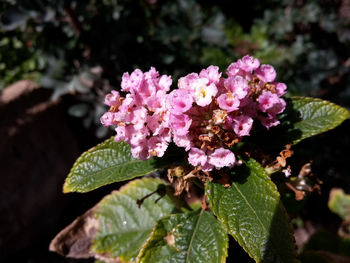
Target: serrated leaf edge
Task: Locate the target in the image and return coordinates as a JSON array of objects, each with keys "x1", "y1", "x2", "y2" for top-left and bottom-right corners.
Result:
[
  {"x1": 63, "y1": 137, "x2": 115, "y2": 193},
  {"x1": 137, "y1": 210, "x2": 229, "y2": 263},
  {"x1": 63, "y1": 138, "x2": 160, "y2": 193},
  {"x1": 206, "y1": 159, "x2": 298, "y2": 263},
  {"x1": 91, "y1": 177, "x2": 171, "y2": 261},
  {"x1": 290, "y1": 96, "x2": 350, "y2": 144}
]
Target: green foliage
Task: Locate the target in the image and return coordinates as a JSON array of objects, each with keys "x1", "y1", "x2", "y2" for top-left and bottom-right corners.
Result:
[
  {"x1": 26, "y1": 1, "x2": 350, "y2": 262},
  {"x1": 328, "y1": 188, "x2": 350, "y2": 220},
  {"x1": 252, "y1": 97, "x2": 349, "y2": 149},
  {"x1": 138, "y1": 209, "x2": 228, "y2": 263},
  {"x1": 287, "y1": 97, "x2": 350, "y2": 144},
  {"x1": 0, "y1": 35, "x2": 43, "y2": 89},
  {"x1": 0, "y1": 0, "x2": 231, "y2": 137},
  {"x1": 206, "y1": 159, "x2": 298, "y2": 263},
  {"x1": 53, "y1": 93, "x2": 350, "y2": 262},
  {"x1": 63, "y1": 138, "x2": 167, "y2": 193},
  {"x1": 92, "y1": 178, "x2": 175, "y2": 262}
]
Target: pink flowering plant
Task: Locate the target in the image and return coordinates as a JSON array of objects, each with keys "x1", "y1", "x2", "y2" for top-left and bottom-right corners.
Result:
[{"x1": 51, "y1": 56, "x2": 349, "y2": 263}]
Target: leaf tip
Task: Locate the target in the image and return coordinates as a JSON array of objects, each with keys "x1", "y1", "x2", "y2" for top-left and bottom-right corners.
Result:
[
  {"x1": 63, "y1": 182, "x2": 72, "y2": 193},
  {"x1": 345, "y1": 108, "x2": 350, "y2": 119}
]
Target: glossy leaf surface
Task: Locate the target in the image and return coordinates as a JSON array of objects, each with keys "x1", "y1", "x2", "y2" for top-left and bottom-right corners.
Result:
[
  {"x1": 91, "y1": 178, "x2": 175, "y2": 262},
  {"x1": 288, "y1": 97, "x2": 349, "y2": 144},
  {"x1": 138, "y1": 209, "x2": 228, "y2": 263},
  {"x1": 206, "y1": 159, "x2": 298, "y2": 263},
  {"x1": 64, "y1": 138, "x2": 165, "y2": 193}
]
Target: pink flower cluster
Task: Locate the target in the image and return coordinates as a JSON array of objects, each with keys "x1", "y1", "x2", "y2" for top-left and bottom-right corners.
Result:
[
  {"x1": 101, "y1": 55, "x2": 287, "y2": 171},
  {"x1": 101, "y1": 67, "x2": 172, "y2": 160}
]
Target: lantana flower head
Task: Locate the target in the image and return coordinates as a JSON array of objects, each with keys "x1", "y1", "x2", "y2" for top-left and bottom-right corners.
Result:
[
  {"x1": 167, "y1": 56, "x2": 286, "y2": 171},
  {"x1": 101, "y1": 67, "x2": 172, "y2": 160},
  {"x1": 101, "y1": 55, "x2": 287, "y2": 171}
]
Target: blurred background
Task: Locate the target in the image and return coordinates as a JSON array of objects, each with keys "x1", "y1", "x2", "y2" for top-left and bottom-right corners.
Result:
[{"x1": 1, "y1": 0, "x2": 350, "y2": 262}]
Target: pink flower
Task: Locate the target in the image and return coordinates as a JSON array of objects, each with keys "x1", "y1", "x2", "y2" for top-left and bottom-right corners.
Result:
[
  {"x1": 100, "y1": 112, "x2": 116, "y2": 127},
  {"x1": 158, "y1": 127, "x2": 171, "y2": 143},
  {"x1": 199, "y1": 65, "x2": 221, "y2": 85},
  {"x1": 104, "y1": 90, "x2": 120, "y2": 107},
  {"x1": 224, "y1": 75, "x2": 249, "y2": 99},
  {"x1": 193, "y1": 79, "x2": 218, "y2": 107},
  {"x1": 169, "y1": 113, "x2": 192, "y2": 136},
  {"x1": 275, "y1": 82, "x2": 287, "y2": 96},
  {"x1": 146, "y1": 114, "x2": 162, "y2": 134},
  {"x1": 121, "y1": 69, "x2": 144, "y2": 92},
  {"x1": 217, "y1": 93, "x2": 240, "y2": 112},
  {"x1": 130, "y1": 143, "x2": 149, "y2": 160},
  {"x1": 188, "y1": 148, "x2": 207, "y2": 167},
  {"x1": 129, "y1": 126, "x2": 149, "y2": 146},
  {"x1": 144, "y1": 66, "x2": 159, "y2": 80},
  {"x1": 148, "y1": 136, "x2": 168, "y2": 157},
  {"x1": 202, "y1": 163, "x2": 214, "y2": 172},
  {"x1": 114, "y1": 95, "x2": 134, "y2": 123},
  {"x1": 208, "y1": 148, "x2": 236, "y2": 169},
  {"x1": 115, "y1": 126, "x2": 126, "y2": 142},
  {"x1": 158, "y1": 75, "x2": 172, "y2": 92},
  {"x1": 102, "y1": 67, "x2": 173, "y2": 160},
  {"x1": 232, "y1": 116, "x2": 253, "y2": 137},
  {"x1": 173, "y1": 134, "x2": 192, "y2": 151},
  {"x1": 146, "y1": 90, "x2": 167, "y2": 113},
  {"x1": 238, "y1": 55, "x2": 260, "y2": 72},
  {"x1": 139, "y1": 78, "x2": 156, "y2": 99},
  {"x1": 259, "y1": 114, "x2": 280, "y2": 129},
  {"x1": 178, "y1": 73, "x2": 199, "y2": 92},
  {"x1": 256, "y1": 64, "x2": 276, "y2": 82},
  {"x1": 227, "y1": 62, "x2": 241, "y2": 77},
  {"x1": 130, "y1": 106, "x2": 148, "y2": 130},
  {"x1": 102, "y1": 56, "x2": 288, "y2": 164},
  {"x1": 167, "y1": 89, "x2": 193, "y2": 114},
  {"x1": 258, "y1": 91, "x2": 286, "y2": 115},
  {"x1": 121, "y1": 72, "x2": 130, "y2": 91}
]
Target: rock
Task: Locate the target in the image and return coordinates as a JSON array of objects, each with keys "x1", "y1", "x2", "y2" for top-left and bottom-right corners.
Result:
[{"x1": 0, "y1": 80, "x2": 80, "y2": 261}]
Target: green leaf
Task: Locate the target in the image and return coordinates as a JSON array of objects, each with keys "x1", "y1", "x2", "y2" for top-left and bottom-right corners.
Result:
[
  {"x1": 249, "y1": 97, "x2": 349, "y2": 151},
  {"x1": 206, "y1": 159, "x2": 298, "y2": 263},
  {"x1": 63, "y1": 138, "x2": 166, "y2": 193},
  {"x1": 138, "y1": 209, "x2": 228, "y2": 263},
  {"x1": 328, "y1": 188, "x2": 350, "y2": 220},
  {"x1": 91, "y1": 178, "x2": 175, "y2": 262},
  {"x1": 284, "y1": 96, "x2": 349, "y2": 144}
]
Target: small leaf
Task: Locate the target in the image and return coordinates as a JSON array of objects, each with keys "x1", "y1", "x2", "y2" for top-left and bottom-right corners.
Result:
[
  {"x1": 138, "y1": 210, "x2": 228, "y2": 263},
  {"x1": 283, "y1": 97, "x2": 349, "y2": 144},
  {"x1": 328, "y1": 188, "x2": 350, "y2": 220},
  {"x1": 50, "y1": 178, "x2": 175, "y2": 262},
  {"x1": 63, "y1": 138, "x2": 167, "y2": 193},
  {"x1": 92, "y1": 178, "x2": 175, "y2": 262},
  {"x1": 206, "y1": 159, "x2": 298, "y2": 263},
  {"x1": 251, "y1": 97, "x2": 349, "y2": 149},
  {"x1": 289, "y1": 97, "x2": 349, "y2": 143}
]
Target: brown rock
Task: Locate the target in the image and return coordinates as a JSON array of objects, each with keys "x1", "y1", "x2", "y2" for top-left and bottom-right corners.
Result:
[{"x1": 0, "y1": 80, "x2": 79, "y2": 260}]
